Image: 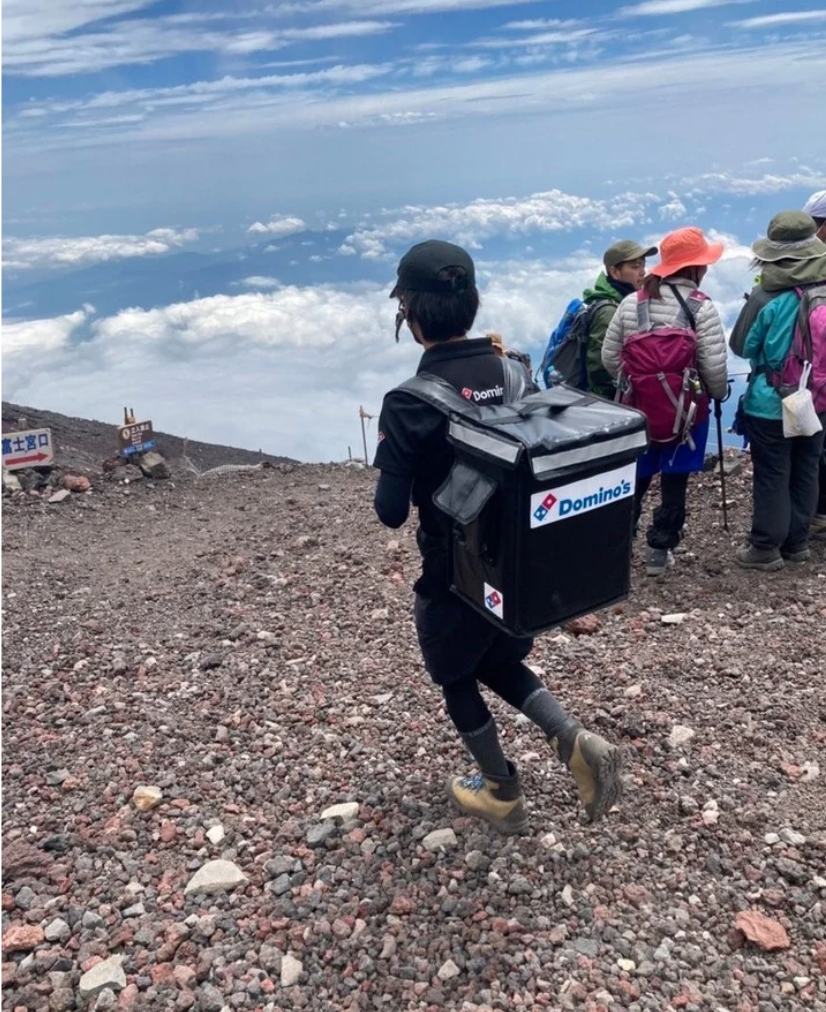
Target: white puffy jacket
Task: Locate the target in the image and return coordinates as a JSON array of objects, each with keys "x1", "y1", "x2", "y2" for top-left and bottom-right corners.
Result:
[{"x1": 601, "y1": 277, "x2": 729, "y2": 400}]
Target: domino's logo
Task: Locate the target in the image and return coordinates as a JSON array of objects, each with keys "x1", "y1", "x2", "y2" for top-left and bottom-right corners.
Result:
[
  {"x1": 483, "y1": 582, "x2": 504, "y2": 620},
  {"x1": 529, "y1": 463, "x2": 637, "y2": 529},
  {"x1": 461, "y1": 387, "x2": 473, "y2": 399},
  {"x1": 533, "y1": 491, "x2": 558, "y2": 523}
]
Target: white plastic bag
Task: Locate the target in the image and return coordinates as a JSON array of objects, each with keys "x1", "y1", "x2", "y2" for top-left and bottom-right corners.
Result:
[{"x1": 781, "y1": 362, "x2": 823, "y2": 438}]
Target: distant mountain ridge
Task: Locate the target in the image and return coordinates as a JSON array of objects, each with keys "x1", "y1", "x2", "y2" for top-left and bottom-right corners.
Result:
[{"x1": 2, "y1": 401, "x2": 298, "y2": 473}]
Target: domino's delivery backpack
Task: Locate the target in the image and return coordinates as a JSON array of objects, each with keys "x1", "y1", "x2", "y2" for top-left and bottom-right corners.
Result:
[{"x1": 398, "y1": 371, "x2": 649, "y2": 636}]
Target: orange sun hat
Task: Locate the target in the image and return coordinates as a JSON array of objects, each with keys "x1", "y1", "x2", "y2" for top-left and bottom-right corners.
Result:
[{"x1": 648, "y1": 227, "x2": 724, "y2": 278}]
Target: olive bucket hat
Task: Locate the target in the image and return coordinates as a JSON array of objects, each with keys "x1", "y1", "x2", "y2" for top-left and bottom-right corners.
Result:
[{"x1": 752, "y1": 210, "x2": 826, "y2": 263}]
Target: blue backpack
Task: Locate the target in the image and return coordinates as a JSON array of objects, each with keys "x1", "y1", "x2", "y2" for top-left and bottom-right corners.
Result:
[{"x1": 538, "y1": 298, "x2": 612, "y2": 390}]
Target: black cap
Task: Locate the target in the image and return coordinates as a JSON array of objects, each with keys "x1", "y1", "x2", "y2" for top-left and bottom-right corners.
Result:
[{"x1": 389, "y1": 240, "x2": 476, "y2": 298}]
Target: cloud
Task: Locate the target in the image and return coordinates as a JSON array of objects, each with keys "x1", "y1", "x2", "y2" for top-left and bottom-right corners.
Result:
[
  {"x1": 239, "y1": 276, "x2": 283, "y2": 288},
  {"x1": 340, "y1": 189, "x2": 661, "y2": 258},
  {"x1": 3, "y1": 228, "x2": 200, "y2": 270},
  {"x1": 3, "y1": 15, "x2": 398, "y2": 77},
  {"x1": 2, "y1": 306, "x2": 93, "y2": 356},
  {"x1": 8, "y1": 38, "x2": 824, "y2": 156},
  {"x1": 1, "y1": 0, "x2": 156, "y2": 43},
  {"x1": 659, "y1": 196, "x2": 687, "y2": 218},
  {"x1": 14, "y1": 65, "x2": 396, "y2": 122},
  {"x1": 283, "y1": 0, "x2": 549, "y2": 13},
  {"x1": 619, "y1": 0, "x2": 755, "y2": 15},
  {"x1": 685, "y1": 169, "x2": 826, "y2": 195},
  {"x1": 247, "y1": 216, "x2": 308, "y2": 237},
  {"x1": 731, "y1": 10, "x2": 826, "y2": 28}
]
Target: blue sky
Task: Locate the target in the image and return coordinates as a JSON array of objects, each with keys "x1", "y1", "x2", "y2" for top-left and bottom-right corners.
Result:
[{"x1": 2, "y1": 0, "x2": 826, "y2": 458}]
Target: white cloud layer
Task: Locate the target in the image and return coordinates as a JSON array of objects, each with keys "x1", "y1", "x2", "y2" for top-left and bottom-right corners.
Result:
[
  {"x1": 247, "y1": 216, "x2": 308, "y2": 237},
  {"x1": 2, "y1": 243, "x2": 757, "y2": 462},
  {"x1": 339, "y1": 189, "x2": 661, "y2": 258},
  {"x1": 2, "y1": 228, "x2": 200, "y2": 270}
]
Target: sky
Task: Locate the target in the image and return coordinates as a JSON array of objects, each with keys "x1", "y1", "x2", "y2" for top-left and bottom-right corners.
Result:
[{"x1": 2, "y1": 0, "x2": 826, "y2": 460}]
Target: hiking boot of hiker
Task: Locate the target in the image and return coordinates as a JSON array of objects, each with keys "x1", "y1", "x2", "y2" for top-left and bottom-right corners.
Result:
[
  {"x1": 446, "y1": 762, "x2": 528, "y2": 835},
  {"x1": 645, "y1": 547, "x2": 675, "y2": 576},
  {"x1": 811, "y1": 514, "x2": 826, "y2": 542},
  {"x1": 736, "y1": 546, "x2": 785, "y2": 571},
  {"x1": 550, "y1": 722, "x2": 622, "y2": 822},
  {"x1": 781, "y1": 545, "x2": 811, "y2": 563}
]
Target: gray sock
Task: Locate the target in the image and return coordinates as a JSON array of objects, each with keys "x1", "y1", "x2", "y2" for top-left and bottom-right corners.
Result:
[
  {"x1": 460, "y1": 718, "x2": 509, "y2": 778},
  {"x1": 521, "y1": 688, "x2": 572, "y2": 741}
]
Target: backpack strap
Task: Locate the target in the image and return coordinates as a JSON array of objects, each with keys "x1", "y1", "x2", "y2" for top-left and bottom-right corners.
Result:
[
  {"x1": 635, "y1": 290, "x2": 651, "y2": 332},
  {"x1": 665, "y1": 283, "x2": 700, "y2": 331},
  {"x1": 795, "y1": 287, "x2": 814, "y2": 363}
]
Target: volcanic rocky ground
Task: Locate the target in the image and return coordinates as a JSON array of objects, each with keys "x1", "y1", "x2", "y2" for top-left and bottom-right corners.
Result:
[{"x1": 1, "y1": 437, "x2": 825, "y2": 1012}]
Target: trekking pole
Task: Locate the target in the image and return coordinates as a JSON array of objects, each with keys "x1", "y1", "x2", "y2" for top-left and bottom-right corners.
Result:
[{"x1": 713, "y1": 399, "x2": 729, "y2": 532}]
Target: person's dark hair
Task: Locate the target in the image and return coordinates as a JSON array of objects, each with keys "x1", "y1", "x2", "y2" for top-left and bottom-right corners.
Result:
[
  {"x1": 400, "y1": 265, "x2": 479, "y2": 343},
  {"x1": 643, "y1": 264, "x2": 705, "y2": 299},
  {"x1": 814, "y1": 217, "x2": 826, "y2": 228}
]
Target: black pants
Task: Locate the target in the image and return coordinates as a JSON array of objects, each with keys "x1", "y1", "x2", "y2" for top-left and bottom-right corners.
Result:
[
  {"x1": 746, "y1": 414, "x2": 826, "y2": 551},
  {"x1": 414, "y1": 591, "x2": 536, "y2": 733},
  {"x1": 818, "y1": 453, "x2": 826, "y2": 516},
  {"x1": 633, "y1": 472, "x2": 690, "y2": 550}
]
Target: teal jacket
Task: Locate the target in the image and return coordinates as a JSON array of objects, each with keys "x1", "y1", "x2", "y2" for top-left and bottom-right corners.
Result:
[{"x1": 743, "y1": 290, "x2": 800, "y2": 420}]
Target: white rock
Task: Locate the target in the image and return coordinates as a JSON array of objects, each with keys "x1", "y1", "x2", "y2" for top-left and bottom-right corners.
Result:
[
  {"x1": 48, "y1": 489, "x2": 71, "y2": 504},
  {"x1": 437, "y1": 959, "x2": 461, "y2": 980},
  {"x1": 132, "y1": 784, "x2": 163, "y2": 811},
  {"x1": 78, "y1": 955, "x2": 126, "y2": 997},
  {"x1": 321, "y1": 802, "x2": 360, "y2": 822},
  {"x1": 281, "y1": 954, "x2": 303, "y2": 987},
  {"x1": 661, "y1": 612, "x2": 688, "y2": 625},
  {"x1": 3, "y1": 473, "x2": 22, "y2": 492},
  {"x1": 206, "y1": 825, "x2": 226, "y2": 846},
  {"x1": 667, "y1": 725, "x2": 695, "y2": 749},
  {"x1": 702, "y1": 800, "x2": 720, "y2": 826},
  {"x1": 257, "y1": 631, "x2": 278, "y2": 642},
  {"x1": 764, "y1": 833, "x2": 780, "y2": 845},
  {"x1": 540, "y1": 832, "x2": 557, "y2": 849},
  {"x1": 617, "y1": 958, "x2": 636, "y2": 973},
  {"x1": 561, "y1": 884, "x2": 575, "y2": 907},
  {"x1": 422, "y1": 828, "x2": 458, "y2": 852},
  {"x1": 184, "y1": 859, "x2": 248, "y2": 896},
  {"x1": 779, "y1": 828, "x2": 806, "y2": 847},
  {"x1": 624, "y1": 684, "x2": 643, "y2": 698},
  {"x1": 44, "y1": 917, "x2": 71, "y2": 943},
  {"x1": 801, "y1": 762, "x2": 820, "y2": 782},
  {"x1": 371, "y1": 693, "x2": 393, "y2": 705}
]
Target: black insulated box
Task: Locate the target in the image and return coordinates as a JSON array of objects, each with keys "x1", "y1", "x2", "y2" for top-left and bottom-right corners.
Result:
[{"x1": 403, "y1": 380, "x2": 649, "y2": 637}]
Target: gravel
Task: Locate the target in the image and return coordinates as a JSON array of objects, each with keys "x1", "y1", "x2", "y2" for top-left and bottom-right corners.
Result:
[{"x1": 2, "y1": 454, "x2": 825, "y2": 1011}]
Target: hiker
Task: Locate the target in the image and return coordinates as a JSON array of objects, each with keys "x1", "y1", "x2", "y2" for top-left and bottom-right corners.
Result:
[
  {"x1": 601, "y1": 227, "x2": 728, "y2": 575},
  {"x1": 540, "y1": 239, "x2": 656, "y2": 394},
  {"x1": 731, "y1": 211, "x2": 826, "y2": 570},
  {"x1": 802, "y1": 192, "x2": 826, "y2": 543},
  {"x1": 731, "y1": 195, "x2": 826, "y2": 358},
  {"x1": 584, "y1": 241, "x2": 658, "y2": 398},
  {"x1": 373, "y1": 240, "x2": 622, "y2": 834},
  {"x1": 804, "y1": 190, "x2": 826, "y2": 241}
]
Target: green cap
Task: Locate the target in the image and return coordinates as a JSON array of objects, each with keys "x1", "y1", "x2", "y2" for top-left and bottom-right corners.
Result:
[
  {"x1": 752, "y1": 210, "x2": 826, "y2": 263},
  {"x1": 603, "y1": 239, "x2": 658, "y2": 270}
]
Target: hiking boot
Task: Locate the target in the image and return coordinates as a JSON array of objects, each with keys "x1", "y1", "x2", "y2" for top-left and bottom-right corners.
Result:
[
  {"x1": 736, "y1": 546, "x2": 785, "y2": 571},
  {"x1": 811, "y1": 514, "x2": 826, "y2": 542},
  {"x1": 781, "y1": 545, "x2": 811, "y2": 563},
  {"x1": 645, "y1": 547, "x2": 675, "y2": 576},
  {"x1": 446, "y1": 762, "x2": 528, "y2": 835},
  {"x1": 550, "y1": 722, "x2": 622, "y2": 822}
]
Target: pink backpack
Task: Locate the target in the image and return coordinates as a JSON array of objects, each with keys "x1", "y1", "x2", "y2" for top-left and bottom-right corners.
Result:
[
  {"x1": 765, "y1": 285, "x2": 826, "y2": 412},
  {"x1": 619, "y1": 284, "x2": 710, "y2": 447}
]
